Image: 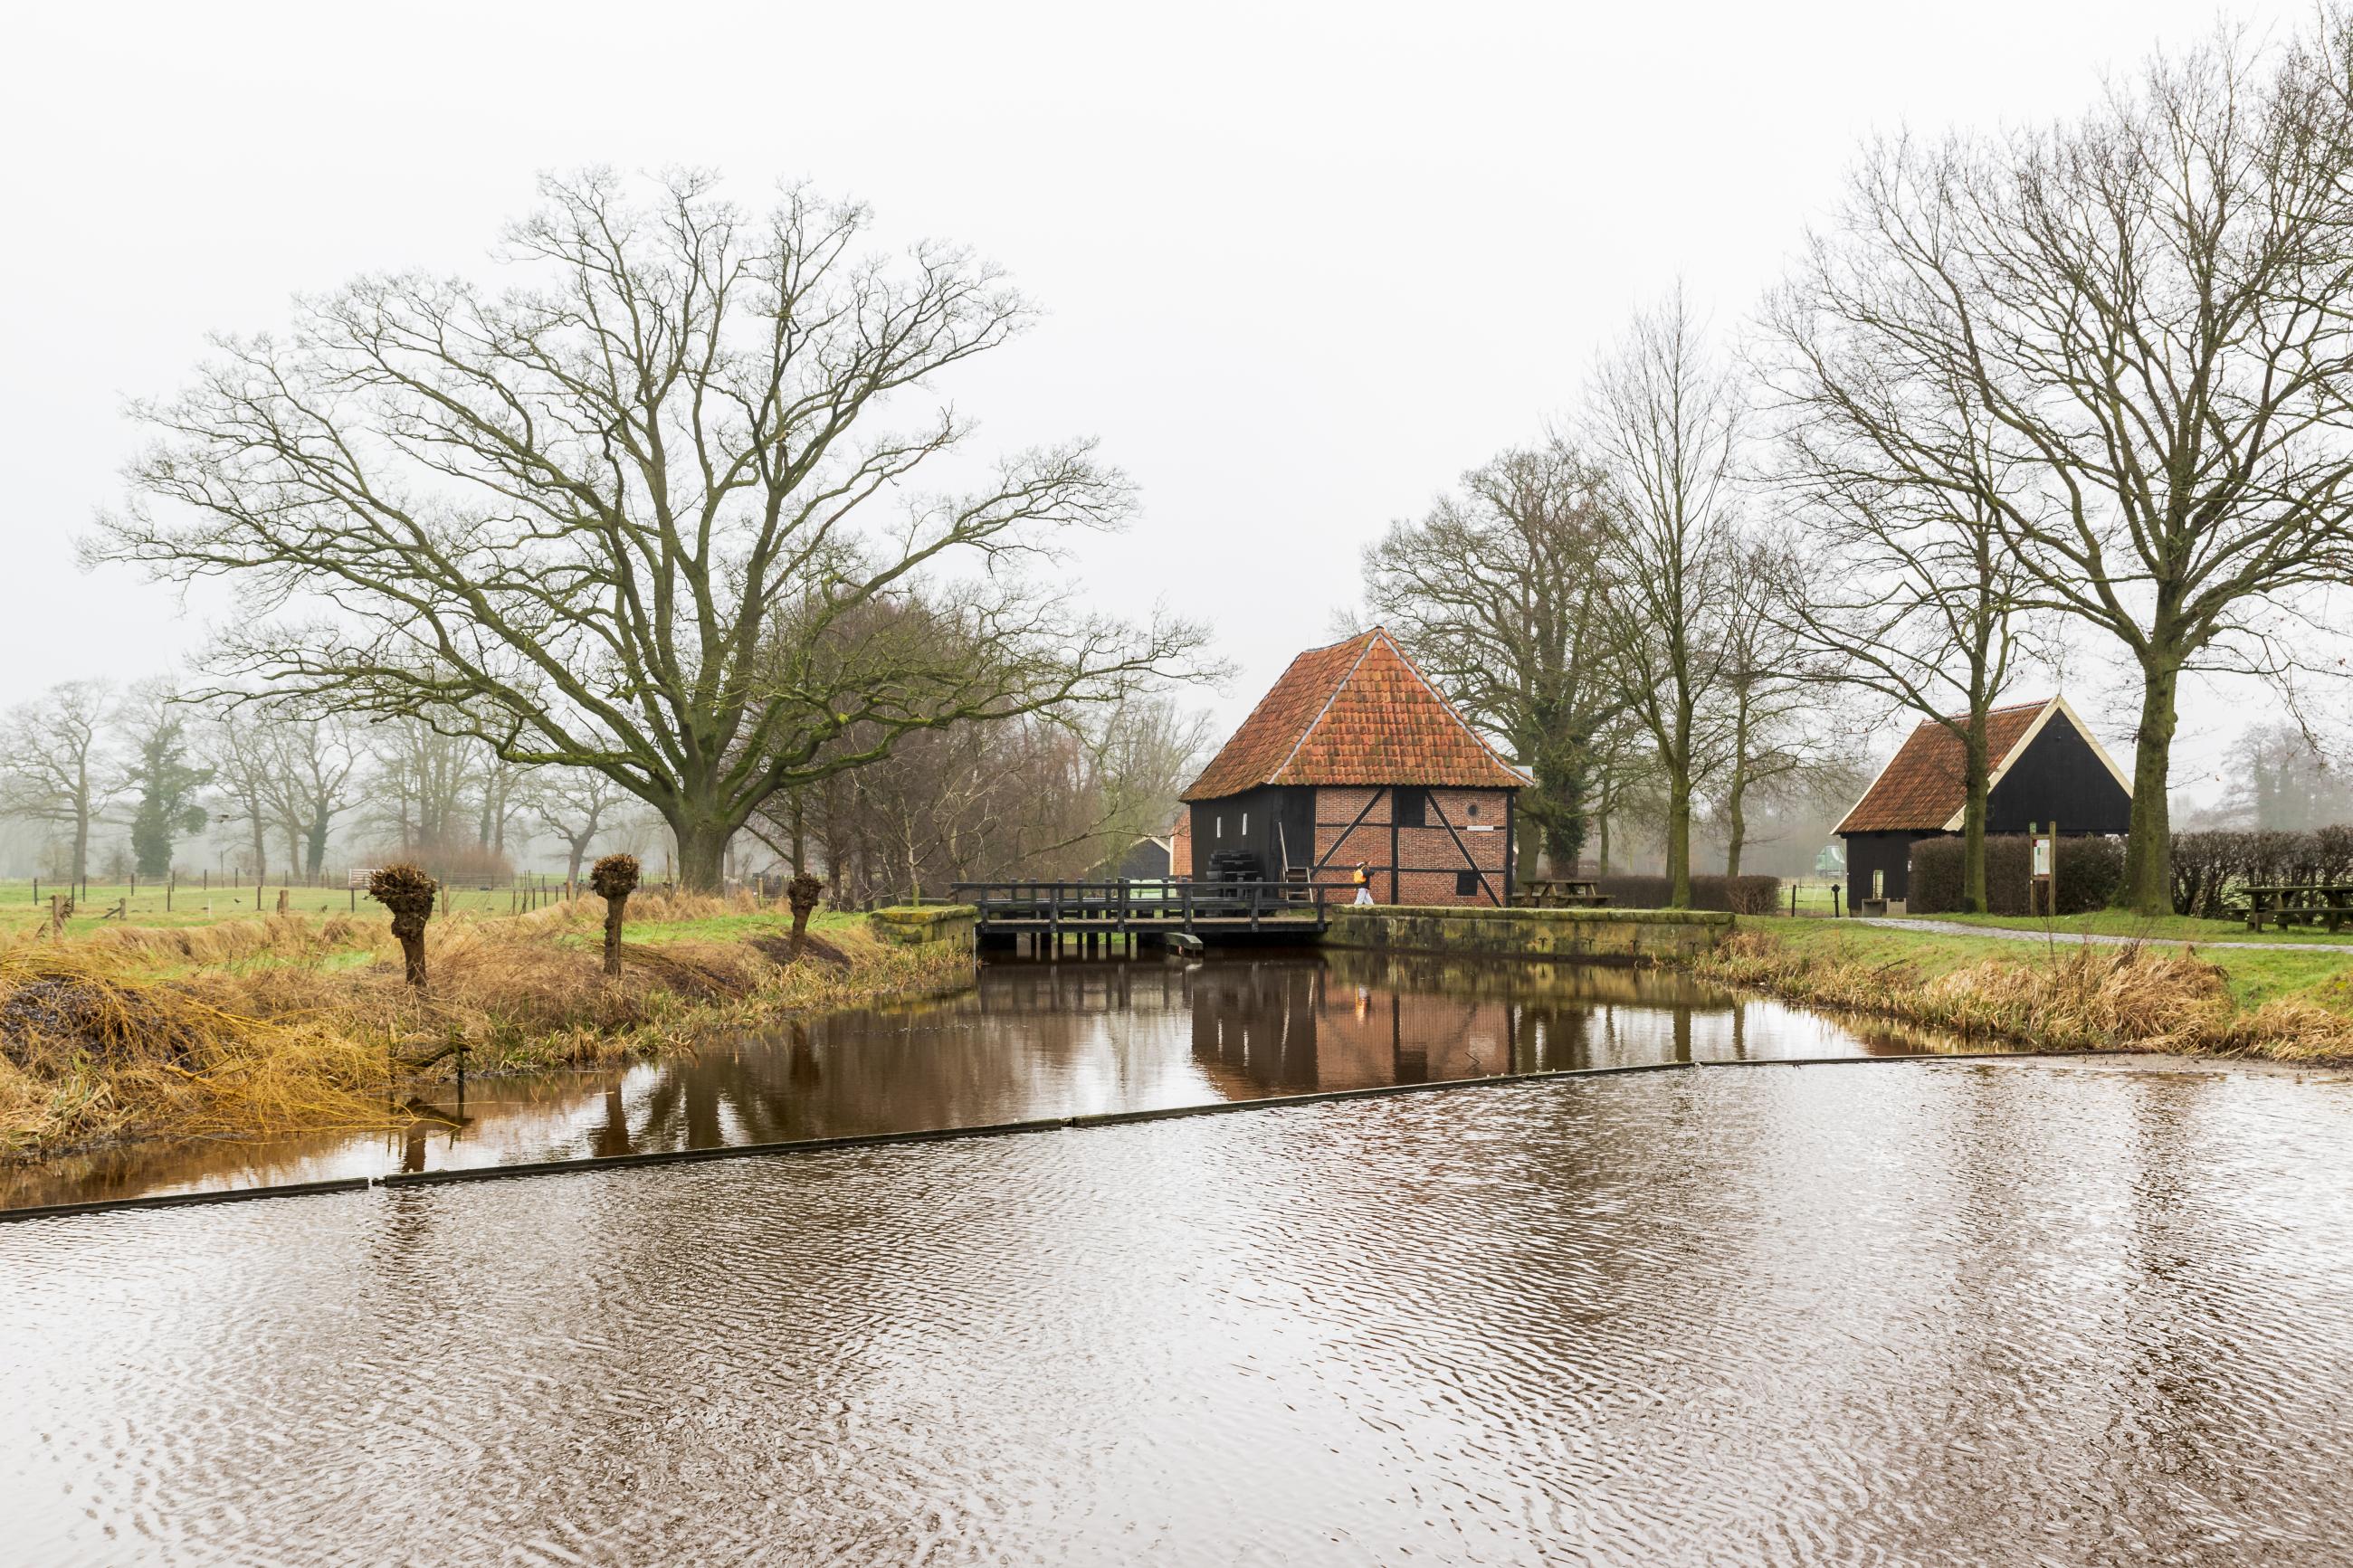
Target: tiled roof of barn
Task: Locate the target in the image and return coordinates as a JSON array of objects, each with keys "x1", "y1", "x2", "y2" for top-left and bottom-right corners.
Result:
[
  {"x1": 1834, "y1": 699, "x2": 2053, "y2": 834},
  {"x1": 1179, "y1": 629, "x2": 1531, "y2": 802}
]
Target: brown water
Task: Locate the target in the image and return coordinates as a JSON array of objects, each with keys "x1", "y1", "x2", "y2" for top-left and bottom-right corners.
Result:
[
  {"x1": 3, "y1": 950, "x2": 1967, "y2": 1210},
  {"x1": 6, "y1": 1055, "x2": 2353, "y2": 1565}
]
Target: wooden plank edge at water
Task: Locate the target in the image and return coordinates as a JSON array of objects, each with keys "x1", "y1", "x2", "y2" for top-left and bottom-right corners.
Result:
[{"x1": 0, "y1": 1050, "x2": 2153, "y2": 1225}]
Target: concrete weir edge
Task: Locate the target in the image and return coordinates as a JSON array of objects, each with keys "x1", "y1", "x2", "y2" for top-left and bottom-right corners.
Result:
[{"x1": 0, "y1": 1049, "x2": 2145, "y2": 1225}]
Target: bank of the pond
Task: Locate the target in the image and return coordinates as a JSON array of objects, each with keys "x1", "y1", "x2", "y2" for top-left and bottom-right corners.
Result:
[
  {"x1": 1692, "y1": 920, "x2": 2353, "y2": 1062},
  {"x1": 0, "y1": 894, "x2": 974, "y2": 1159}
]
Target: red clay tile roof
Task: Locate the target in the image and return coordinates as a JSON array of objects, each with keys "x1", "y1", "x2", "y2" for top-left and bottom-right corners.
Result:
[
  {"x1": 1835, "y1": 699, "x2": 2053, "y2": 833},
  {"x1": 1180, "y1": 630, "x2": 1530, "y2": 802}
]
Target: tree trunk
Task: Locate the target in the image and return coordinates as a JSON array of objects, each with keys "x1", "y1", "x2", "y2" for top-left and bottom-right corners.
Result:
[
  {"x1": 1959, "y1": 715, "x2": 1992, "y2": 914},
  {"x1": 1723, "y1": 782, "x2": 1746, "y2": 881},
  {"x1": 672, "y1": 818, "x2": 731, "y2": 893},
  {"x1": 306, "y1": 806, "x2": 331, "y2": 877},
  {"x1": 1664, "y1": 771, "x2": 1693, "y2": 908},
  {"x1": 2120, "y1": 656, "x2": 2181, "y2": 915},
  {"x1": 603, "y1": 895, "x2": 627, "y2": 977}
]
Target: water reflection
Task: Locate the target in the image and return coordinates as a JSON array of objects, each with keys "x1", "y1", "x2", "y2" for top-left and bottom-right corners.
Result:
[
  {"x1": 6, "y1": 1064, "x2": 2353, "y2": 1566},
  {"x1": 2, "y1": 949, "x2": 1983, "y2": 1210}
]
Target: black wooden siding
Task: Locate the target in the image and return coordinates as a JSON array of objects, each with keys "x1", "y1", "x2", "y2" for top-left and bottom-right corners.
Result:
[
  {"x1": 1840, "y1": 709, "x2": 2133, "y2": 909},
  {"x1": 1186, "y1": 786, "x2": 1314, "y2": 879}
]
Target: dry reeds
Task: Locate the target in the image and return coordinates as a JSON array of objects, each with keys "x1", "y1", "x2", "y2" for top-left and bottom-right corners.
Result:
[
  {"x1": 0, "y1": 899, "x2": 970, "y2": 1159},
  {"x1": 1699, "y1": 929, "x2": 2353, "y2": 1060}
]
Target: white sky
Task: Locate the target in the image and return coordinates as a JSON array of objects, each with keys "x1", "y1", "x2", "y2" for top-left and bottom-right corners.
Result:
[{"x1": 0, "y1": 0, "x2": 2317, "y2": 814}]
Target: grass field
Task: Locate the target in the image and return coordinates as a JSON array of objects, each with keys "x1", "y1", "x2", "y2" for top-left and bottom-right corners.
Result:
[{"x1": 0, "y1": 878, "x2": 578, "y2": 938}]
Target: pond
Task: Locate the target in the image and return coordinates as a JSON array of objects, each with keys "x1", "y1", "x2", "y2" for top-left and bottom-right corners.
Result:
[
  {"x1": 5, "y1": 1052, "x2": 2353, "y2": 1564},
  {"x1": 2, "y1": 949, "x2": 1970, "y2": 1211}
]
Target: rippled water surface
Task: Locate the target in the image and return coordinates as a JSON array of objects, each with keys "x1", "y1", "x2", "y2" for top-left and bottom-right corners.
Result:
[
  {"x1": 7, "y1": 1058, "x2": 2353, "y2": 1565},
  {"x1": 4, "y1": 950, "x2": 1966, "y2": 1209}
]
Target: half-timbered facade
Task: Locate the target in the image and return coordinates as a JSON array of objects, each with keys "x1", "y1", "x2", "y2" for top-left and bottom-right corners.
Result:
[{"x1": 1178, "y1": 629, "x2": 1529, "y2": 906}]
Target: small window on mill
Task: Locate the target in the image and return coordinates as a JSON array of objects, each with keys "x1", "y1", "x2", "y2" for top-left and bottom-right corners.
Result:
[
  {"x1": 1466, "y1": 802, "x2": 1481, "y2": 819},
  {"x1": 1455, "y1": 870, "x2": 1481, "y2": 897}
]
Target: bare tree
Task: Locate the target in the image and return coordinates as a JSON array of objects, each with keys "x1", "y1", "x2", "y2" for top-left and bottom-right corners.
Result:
[
  {"x1": 260, "y1": 715, "x2": 361, "y2": 878},
  {"x1": 0, "y1": 681, "x2": 119, "y2": 889},
  {"x1": 1757, "y1": 271, "x2": 2048, "y2": 910},
  {"x1": 535, "y1": 768, "x2": 628, "y2": 884},
  {"x1": 1710, "y1": 551, "x2": 1835, "y2": 879},
  {"x1": 1586, "y1": 288, "x2": 1745, "y2": 908},
  {"x1": 91, "y1": 169, "x2": 1205, "y2": 890},
  {"x1": 1359, "y1": 441, "x2": 1623, "y2": 876},
  {"x1": 201, "y1": 708, "x2": 278, "y2": 889},
  {"x1": 363, "y1": 717, "x2": 475, "y2": 863},
  {"x1": 1797, "y1": 25, "x2": 2353, "y2": 911}
]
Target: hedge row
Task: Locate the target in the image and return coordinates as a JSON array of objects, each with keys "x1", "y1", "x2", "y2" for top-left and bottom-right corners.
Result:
[
  {"x1": 1593, "y1": 874, "x2": 1783, "y2": 915},
  {"x1": 2168, "y1": 828, "x2": 2353, "y2": 917},
  {"x1": 1908, "y1": 834, "x2": 2124, "y2": 916}
]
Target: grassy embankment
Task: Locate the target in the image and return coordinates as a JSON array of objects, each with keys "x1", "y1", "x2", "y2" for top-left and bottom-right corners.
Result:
[
  {"x1": 1700, "y1": 918, "x2": 2353, "y2": 1061},
  {"x1": 0, "y1": 893, "x2": 975, "y2": 1159}
]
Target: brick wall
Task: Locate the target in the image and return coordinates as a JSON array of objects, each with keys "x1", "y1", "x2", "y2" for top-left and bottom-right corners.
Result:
[{"x1": 1309, "y1": 785, "x2": 1514, "y2": 906}]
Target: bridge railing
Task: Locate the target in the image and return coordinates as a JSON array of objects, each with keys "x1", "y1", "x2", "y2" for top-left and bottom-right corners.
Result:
[{"x1": 949, "y1": 879, "x2": 1329, "y2": 928}]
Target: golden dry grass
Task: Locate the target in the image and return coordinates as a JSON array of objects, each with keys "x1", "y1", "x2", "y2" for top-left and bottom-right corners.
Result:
[
  {"x1": 1699, "y1": 928, "x2": 2353, "y2": 1061},
  {"x1": 0, "y1": 896, "x2": 971, "y2": 1159}
]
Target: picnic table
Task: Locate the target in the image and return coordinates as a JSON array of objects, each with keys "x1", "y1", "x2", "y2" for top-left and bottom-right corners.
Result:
[
  {"x1": 1518, "y1": 878, "x2": 1611, "y2": 908},
  {"x1": 2243, "y1": 883, "x2": 2353, "y2": 933}
]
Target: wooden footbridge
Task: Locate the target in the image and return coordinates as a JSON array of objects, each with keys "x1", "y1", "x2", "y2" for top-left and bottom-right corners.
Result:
[{"x1": 951, "y1": 879, "x2": 1331, "y2": 952}]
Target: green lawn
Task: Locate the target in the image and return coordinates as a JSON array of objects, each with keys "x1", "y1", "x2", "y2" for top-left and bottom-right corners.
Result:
[{"x1": 0, "y1": 877, "x2": 576, "y2": 938}]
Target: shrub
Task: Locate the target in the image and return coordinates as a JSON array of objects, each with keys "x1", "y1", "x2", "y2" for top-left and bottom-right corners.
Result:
[
  {"x1": 1592, "y1": 874, "x2": 1781, "y2": 914},
  {"x1": 1908, "y1": 834, "x2": 2121, "y2": 916},
  {"x1": 2165, "y1": 826, "x2": 2353, "y2": 915}
]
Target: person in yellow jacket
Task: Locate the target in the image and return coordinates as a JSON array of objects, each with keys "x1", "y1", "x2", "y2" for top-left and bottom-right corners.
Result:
[{"x1": 1351, "y1": 863, "x2": 1375, "y2": 906}]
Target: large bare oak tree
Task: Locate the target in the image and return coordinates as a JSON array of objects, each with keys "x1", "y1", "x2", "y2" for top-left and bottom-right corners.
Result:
[
  {"x1": 1359, "y1": 441, "x2": 1623, "y2": 877},
  {"x1": 92, "y1": 170, "x2": 1202, "y2": 889},
  {"x1": 1789, "y1": 26, "x2": 2353, "y2": 912}
]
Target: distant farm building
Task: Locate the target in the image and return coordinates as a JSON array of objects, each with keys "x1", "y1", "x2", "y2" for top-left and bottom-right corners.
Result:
[
  {"x1": 1835, "y1": 695, "x2": 2132, "y2": 910},
  {"x1": 1093, "y1": 834, "x2": 1173, "y2": 880},
  {"x1": 1178, "y1": 628, "x2": 1529, "y2": 906}
]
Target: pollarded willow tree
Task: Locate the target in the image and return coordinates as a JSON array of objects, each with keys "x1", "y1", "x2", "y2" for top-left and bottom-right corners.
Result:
[
  {"x1": 1794, "y1": 24, "x2": 2353, "y2": 913},
  {"x1": 91, "y1": 169, "x2": 1204, "y2": 890}
]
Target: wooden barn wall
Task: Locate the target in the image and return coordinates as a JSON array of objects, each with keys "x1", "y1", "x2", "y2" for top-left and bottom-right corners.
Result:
[
  {"x1": 1187, "y1": 787, "x2": 1313, "y2": 878},
  {"x1": 1986, "y1": 717, "x2": 2133, "y2": 835},
  {"x1": 1843, "y1": 830, "x2": 1922, "y2": 907}
]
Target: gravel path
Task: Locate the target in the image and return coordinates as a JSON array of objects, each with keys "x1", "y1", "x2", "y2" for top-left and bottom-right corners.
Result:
[{"x1": 1852, "y1": 917, "x2": 2353, "y2": 954}]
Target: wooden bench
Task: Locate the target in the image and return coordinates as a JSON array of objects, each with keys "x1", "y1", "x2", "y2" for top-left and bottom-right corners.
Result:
[
  {"x1": 2243, "y1": 883, "x2": 2353, "y2": 934},
  {"x1": 1518, "y1": 878, "x2": 1612, "y2": 908}
]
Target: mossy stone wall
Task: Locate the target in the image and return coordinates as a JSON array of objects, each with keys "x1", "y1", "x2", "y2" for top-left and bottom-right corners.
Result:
[
  {"x1": 1322, "y1": 905, "x2": 1733, "y2": 961},
  {"x1": 869, "y1": 905, "x2": 979, "y2": 951}
]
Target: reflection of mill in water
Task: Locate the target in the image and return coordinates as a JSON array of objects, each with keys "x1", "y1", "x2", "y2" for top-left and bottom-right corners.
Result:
[
  {"x1": 1189, "y1": 961, "x2": 1547, "y2": 1092},
  {"x1": 1187, "y1": 956, "x2": 1740, "y2": 1091}
]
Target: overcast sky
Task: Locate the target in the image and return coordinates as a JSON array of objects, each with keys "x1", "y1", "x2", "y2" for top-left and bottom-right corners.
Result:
[{"x1": 0, "y1": 0, "x2": 2318, "y2": 812}]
